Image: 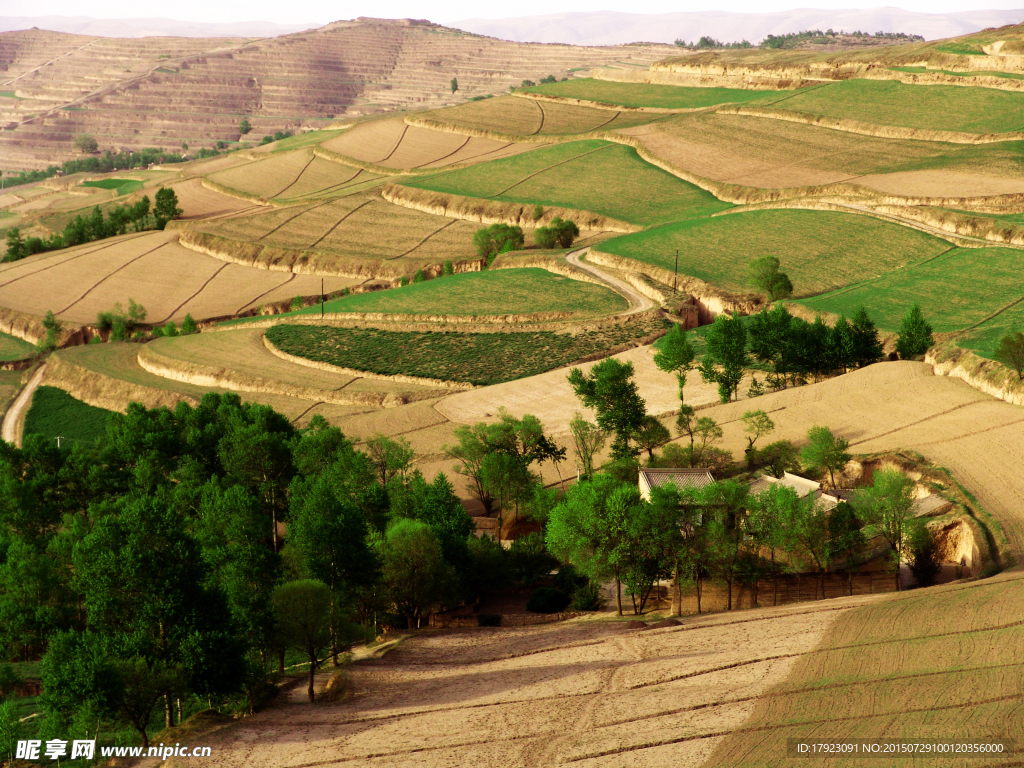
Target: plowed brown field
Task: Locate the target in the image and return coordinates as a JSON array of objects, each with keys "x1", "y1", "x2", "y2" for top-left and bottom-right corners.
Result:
[{"x1": 0, "y1": 231, "x2": 359, "y2": 324}]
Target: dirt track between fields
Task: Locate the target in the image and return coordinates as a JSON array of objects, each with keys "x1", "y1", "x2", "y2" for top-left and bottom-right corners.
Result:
[
  {"x1": 1, "y1": 364, "x2": 43, "y2": 447},
  {"x1": 566, "y1": 248, "x2": 654, "y2": 316}
]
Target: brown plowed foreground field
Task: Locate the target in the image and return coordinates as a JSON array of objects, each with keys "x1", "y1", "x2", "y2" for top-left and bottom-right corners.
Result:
[
  {"x1": 0, "y1": 231, "x2": 360, "y2": 324},
  {"x1": 319, "y1": 119, "x2": 540, "y2": 170},
  {"x1": 617, "y1": 114, "x2": 1024, "y2": 197}
]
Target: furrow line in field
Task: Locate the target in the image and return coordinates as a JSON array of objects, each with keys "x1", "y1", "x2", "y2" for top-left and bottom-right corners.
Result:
[
  {"x1": 307, "y1": 200, "x2": 374, "y2": 249},
  {"x1": 388, "y1": 219, "x2": 459, "y2": 260},
  {"x1": 55, "y1": 240, "x2": 171, "y2": 315},
  {"x1": 235, "y1": 272, "x2": 296, "y2": 314},
  {"x1": 530, "y1": 98, "x2": 545, "y2": 136},
  {"x1": 848, "y1": 399, "x2": 987, "y2": 446},
  {"x1": 377, "y1": 124, "x2": 409, "y2": 164},
  {"x1": 488, "y1": 144, "x2": 614, "y2": 198},
  {"x1": 269, "y1": 153, "x2": 317, "y2": 199},
  {"x1": 413, "y1": 135, "x2": 470, "y2": 169},
  {"x1": 912, "y1": 416, "x2": 1024, "y2": 448},
  {"x1": 0, "y1": 231, "x2": 152, "y2": 289},
  {"x1": 625, "y1": 652, "x2": 804, "y2": 690},
  {"x1": 256, "y1": 200, "x2": 333, "y2": 241},
  {"x1": 154, "y1": 263, "x2": 229, "y2": 324},
  {"x1": 289, "y1": 401, "x2": 323, "y2": 425},
  {"x1": 799, "y1": 246, "x2": 959, "y2": 304},
  {"x1": 590, "y1": 110, "x2": 624, "y2": 132}
]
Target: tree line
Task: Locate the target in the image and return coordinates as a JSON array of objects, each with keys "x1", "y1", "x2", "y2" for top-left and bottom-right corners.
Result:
[
  {"x1": 3, "y1": 148, "x2": 192, "y2": 190},
  {"x1": 4, "y1": 189, "x2": 182, "y2": 262},
  {"x1": 472, "y1": 216, "x2": 579, "y2": 261}
]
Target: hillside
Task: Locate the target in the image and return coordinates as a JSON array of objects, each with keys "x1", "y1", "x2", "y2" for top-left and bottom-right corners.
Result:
[{"x1": 0, "y1": 19, "x2": 674, "y2": 170}]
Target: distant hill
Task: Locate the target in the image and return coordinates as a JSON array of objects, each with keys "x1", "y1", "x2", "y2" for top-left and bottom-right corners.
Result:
[
  {"x1": 452, "y1": 8, "x2": 1024, "y2": 46},
  {"x1": 0, "y1": 16, "x2": 319, "y2": 38}
]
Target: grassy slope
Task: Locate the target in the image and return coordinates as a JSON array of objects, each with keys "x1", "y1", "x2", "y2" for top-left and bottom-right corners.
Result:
[
  {"x1": 764, "y1": 79, "x2": 1024, "y2": 134},
  {"x1": 522, "y1": 78, "x2": 775, "y2": 109},
  {"x1": 266, "y1": 315, "x2": 668, "y2": 386},
  {"x1": 23, "y1": 385, "x2": 112, "y2": 446},
  {"x1": 795, "y1": 247, "x2": 1021, "y2": 333},
  {"x1": 890, "y1": 66, "x2": 1024, "y2": 81},
  {"x1": 404, "y1": 139, "x2": 732, "y2": 226},
  {"x1": 289, "y1": 269, "x2": 628, "y2": 317},
  {"x1": 0, "y1": 331, "x2": 37, "y2": 361},
  {"x1": 703, "y1": 574, "x2": 1024, "y2": 768},
  {"x1": 600, "y1": 209, "x2": 948, "y2": 295}
]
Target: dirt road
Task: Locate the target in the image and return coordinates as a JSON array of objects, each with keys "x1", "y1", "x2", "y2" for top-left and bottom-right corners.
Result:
[
  {"x1": 566, "y1": 247, "x2": 655, "y2": 315},
  {"x1": 1, "y1": 365, "x2": 44, "y2": 447}
]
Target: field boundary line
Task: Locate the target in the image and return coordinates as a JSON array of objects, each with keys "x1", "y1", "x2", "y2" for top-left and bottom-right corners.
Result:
[
  {"x1": 797, "y1": 246, "x2": 960, "y2": 304},
  {"x1": 413, "y1": 135, "x2": 470, "y2": 169},
  {"x1": 268, "y1": 152, "x2": 317, "y2": 199},
  {"x1": 529, "y1": 98, "x2": 545, "y2": 136},
  {"x1": 55, "y1": 240, "x2": 172, "y2": 315},
  {"x1": 307, "y1": 200, "x2": 374, "y2": 249},
  {"x1": 388, "y1": 219, "x2": 458, "y2": 260},
  {"x1": 376, "y1": 124, "x2": 409, "y2": 164},
  {"x1": 153, "y1": 263, "x2": 229, "y2": 324},
  {"x1": 512, "y1": 90, "x2": 722, "y2": 114},
  {"x1": 488, "y1": 143, "x2": 615, "y2": 198},
  {"x1": 0, "y1": 231, "x2": 153, "y2": 289},
  {"x1": 256, "y1": 199, "x2": 334, "y2": 242},
  {"x1": 234, "y1": 272, "x2": 296, "y2": 314},
  {"x1": 849, "y1": 399, "x2": 987, "y2": 446}
]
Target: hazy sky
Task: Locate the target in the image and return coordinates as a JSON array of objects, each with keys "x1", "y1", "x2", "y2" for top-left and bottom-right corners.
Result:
[{"x1": 4, "y1": 1, "x2": 1021, "y2": 25}]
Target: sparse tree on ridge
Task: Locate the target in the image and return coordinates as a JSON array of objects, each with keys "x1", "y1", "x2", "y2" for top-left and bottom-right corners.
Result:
[
  {"x1": 748, "y1": 256, "x2": 793, "y2": 301},
  {"x1": 568, "y1": 412, "x2": 607, "y2": 479},
  {"x1": 654, "y1": 323, "x2": 696, "y2": 406},
  {"x1": 801, "y1": 426, "x2": 851, "y2": 489},
  {"x1": 450, "y1": 77, "x2": 458, "y2": 93},
  {"x1": 741, "y1": 410, "x2": 775, "y2": 466},
  {"x1": 568, "y1": 358, "x2": 647, "y2": 460},
  {"x1": 239, "y1": 119, "x2": 252, "y2": 135},
  {"x1": 154, "y1": 187, "x2": 183, "y2": 229},
  {"x1": 895, "y1": 303, "x2": 933, "y2": 359},
  {"x1": 72, "y1": 134, "x2": 98, "y2": 154},
  {"x1": 995, "y1": 331, "x2": 1024, "y2": 380},
  {"x1": 699, "y1": 312, "x2": 748, "y2": 403}
]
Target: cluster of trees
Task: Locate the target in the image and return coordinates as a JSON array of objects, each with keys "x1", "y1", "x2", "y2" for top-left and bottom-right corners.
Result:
[
  {"x1": 4, "y1": 148, "x2": 189, "y2": 190},
  {"x1": 534, "y1": 218, "x2": 579, "y2": 249},
  {"x1": 4, "y1": 189, "x2": 182, "y2": 262},
  {"x1": 472, "y1": 218, "x2": 579, "y2": 261},
  {"x1": 258, "y1": 131, "x2": 293, "y2": 146},
  {"x1": 547, "y1": 452, "x2": 932, "y2": 617},
  {"x1": 673, "y1": 36, "x2": 753, "y2": 49},
  {"x1": 761, "y1": 28, "x2": 924, "y2": 48},
  {"x1": 0, "y1": 394, "x2": 539, "y2": 749},
  {"x1": 518, "y1": 75, "x2": 562, "y2": 88}
]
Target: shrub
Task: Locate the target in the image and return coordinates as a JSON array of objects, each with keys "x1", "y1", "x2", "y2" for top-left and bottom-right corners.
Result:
[
  {"x1": 532, "y1": 204, "x2": 544, "y2": 221},
  {"x1": 534, "y1": 218, "x2": 579, "y2": 249},
  {"x1": 239, "y1": 119, "x2": 251, "y2": 135},
  {"x1": 259, "y1": 135, "x2": 273, "y2": 146},
  {"x1": 508, "y1": 533, "x2": 558, "y2": 587},
  {"x1": 180, "y1": 314, "x2": 199, "y2": 335},
  {"x1": 413, "y1": 269, "x2": 426, "y2": 283},
  {"x1": 290, "y1": 296, "x2": 304, "y2": 311},
  {"x1": 72, "y1": 134, "x2": 98, "y2": 154},
  {"x1": 473, "y1": 223, "x2": 524, "y2": 259},
  {"x1": 571, "y1": 582, "x2": 604, "y2": 611},
  {"x1": 907, "y1": 522, "x2": 941, "y2": 588},
  {"x1": 477, "y1": 613, "x2": 501, "y2": 627},
  {"x1": 552, "y1": 564, "x2": 588, "y2": 595},
  {"x1": 442, "y1": 260, "x2": 454, "y2": 276},
  {"x1": 163, "y1": 321, "x2": 179, "y2": 337},
  {"x1": 526, "y1": 587, "x2": 570, "y2": 614}
]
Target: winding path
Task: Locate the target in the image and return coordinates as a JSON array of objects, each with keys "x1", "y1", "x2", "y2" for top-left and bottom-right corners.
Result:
[
  {"x1": 566, "y1": 247, "x2": 655, "y2": 315},
  {"x1": 2, "y1": 364, "x2": 45, "y2": 447}
]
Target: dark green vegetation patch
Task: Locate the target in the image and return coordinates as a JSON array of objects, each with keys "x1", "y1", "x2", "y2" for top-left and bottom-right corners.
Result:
[
  {"x1": 0, "y1": 331, "x2": 38, "y2": 361},
  {"x1": 24, "y1": 386, "x2": 113, "y2": 446},
  {"x1": 81, "y1": 178, "x2": 144, "y2": 195},
  {"x1": 265, "y1": 317, "x2": 669, "y2": 385},
  {"x1": 522, "y1": 78, "x2": 775, "y2": 109}
]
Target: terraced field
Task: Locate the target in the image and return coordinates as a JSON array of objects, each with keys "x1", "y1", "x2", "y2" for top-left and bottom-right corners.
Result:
[
  {"x1": 264, "y1": 268, "x2": 628, "y2": 318},
  {"x1": 0, "y1": 231, "x2": 360, "y2": 324},
  {"x1": 796, "y1": 246, "x2": 1021, "y2": 333},
  {"x1": 403, "y1": 139, "x2": 731, "y2": 225},
  {"x1": 0, "y1": 331, "x2": 37, "y2": 361},
  {"x1": 194, "y1": 193, "x2": 482, "y2": 270},
  {"x1": 523, "y1": 78, "x2": 777, "y2": 109},
  {"x1": 619, "y1": 113, "x2": 1024, "y2": 194},
  {"x1": 761, "y1": 79, "x2": 1024, "y2": 135},
  {"x1": 23, "y1": 385, "x2": 112, "y2": 446},
  {"x1": 598, "y1": 209, "x2": 950, "y2": 296},
  {"x1": 418, "y1": 95, "x2": 661, "y2": 137},
  {"x1": 318, "y1": 118, "x2": 539, "y2": 170}
]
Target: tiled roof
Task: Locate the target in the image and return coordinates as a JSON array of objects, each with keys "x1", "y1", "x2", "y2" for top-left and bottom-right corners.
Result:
[
  {"x1": 639, "y1": 468, "x2": 716, "y2": 491},
  {"x1": 748, "y1": 472, "x2": 821, "y2": 498}
]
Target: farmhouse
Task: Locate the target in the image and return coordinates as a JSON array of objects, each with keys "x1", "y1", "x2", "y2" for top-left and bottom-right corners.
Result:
[
  {"x1": 638, "y1": 467, "x2": 715, "y2": 500},
  {"x1": 748, "y1": 471, "x2": 840, "y2": 510}
]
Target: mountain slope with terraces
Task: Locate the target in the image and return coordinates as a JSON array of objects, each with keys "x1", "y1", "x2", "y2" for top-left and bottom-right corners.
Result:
[{"x1": 0, "y1": 18, "x2": 675, "y2": 170}]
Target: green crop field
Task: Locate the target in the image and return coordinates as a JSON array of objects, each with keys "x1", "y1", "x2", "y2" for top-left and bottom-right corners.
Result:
[
  {"x1": 0, "y1": 331, "x2": 37, "y2": 361},
  {"x1": 599, "y1": 209, "x2": 949, "y2": 296},
  {"x1": 23, "y1": 385, "x2": 113, "y2": 447},
  {"x1": 81, "y1": 178, "x2": 144, "y2": 196},
  {"x1": 404, "y1": 139, "x2": 732, "y2": 225},
  {"x1": 762, "y1": 79, "x2": 1024, "y2": 134},
  {"x1": 522, "y1": 78, "x2": 775, "y2": 109},
  {"x1": 283, "y1": 269, "x2": 627, "y2": 318},
  {"x1": 795, "y1": 246, "x2": 1021, "y2": 333},
  {"x1": 890, "y1": 66, "x2": 1024, "y2": 81},
  {"x1": 265, "y1": 315, "x2": 668, "y2": 385}
]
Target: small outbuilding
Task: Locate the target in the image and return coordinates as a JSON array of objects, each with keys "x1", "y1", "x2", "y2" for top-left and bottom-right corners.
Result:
[{"x1": 638, "y1": 468, "x2": 715, "y2": 501}]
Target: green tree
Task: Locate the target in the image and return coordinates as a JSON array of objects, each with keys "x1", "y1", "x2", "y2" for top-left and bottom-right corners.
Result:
[
  {"x1": 850, "y1": 305, "x2": 883, "y2": 368},
  {"x1": 800, "y1": 426, "x2": 851, "y2": 489},
  {"x1": 654, "y1": 324, "x2": 695, "y2": 405},
  {"x1": 699, "y1": 312, "x2": 748, "y2": 402},
  {"x1": 180, "y1": 313, "x2": 199, "y2": 335},
  {"x1": 748, "y1": 303, "x2": 793, "y2": 386},
  {"x1": 634, "y1": 416, "x2": 670, "y2": 461},
  {"x1": 568, "y1": 358, "x2": 647, "y2": 459},
  {"x1": 72, "y1": 134, "x2": 98, "y2": 154},
  {"x1": 827, "y1": 502, "x2": 865, "y2": 595},
  {"x1": 854, "y1": 467, "x2": 915, "y2": 591},
  {"x1": 473, "y1": 223, "x2": 524, "y2": 260},
  {"x1": 445, "y1": 423, "x2": 495, "y2": 515},
  {"x1": 741, "y1": 409, "x2": 774, "y2": 466},
  {"x1": 568, "y1": 412, "x2": 606, "y2": 479},
  {"x1": 895, "y1": 303, "x2": 933, "y2": 359},
  {"x1": 4, "y1": 228, "x2": 25, "y2": 262},
  {"x1": 827, "y1": 315, "x2": 856, "y2": 373},
  {"x1": 994, "y1": 331, "x2": 1024, "y2": 380},
  {"x1": 746, "y1": 483, "x2": 797, "y2": 606},
  {"x1": 364, "y1": 434, "x2": 414, "y2": 486},
  {"x1": 757, "y1": 439, "x2": 800, "y2": 478},
  {"x1": 239, "y1": 119, "x2": 252, "y2": 135},
  {"x1": 748, "y1": 256, "x2": 793, "y2": 301},
  {"x1": 534, "y1": 218, "x2": 579, "y2": 249},
  {"x1": 0, "y1": 698, "x2": 19, "y2": 766},
  {"x1": 450, "y1": 77, "x2": 458, "y2": 93},
  {"x1": 379, "y1": 519, "x2": 455, "y2": 629},
  {"x1": 271, "y1": 580, "x2": 333, "y2": 702},
  {"x1": 41, "y1": 310, "x2": 62, "y2": 350},
  {"x1": 906, "y1": 519, "x2": 940, "y2": 587},
  {"x1": 154, "y1": 187, "x2": 183, "y2": 229}
]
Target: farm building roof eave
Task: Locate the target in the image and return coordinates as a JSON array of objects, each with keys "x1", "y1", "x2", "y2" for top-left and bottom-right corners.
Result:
[{"x1": 638, "y1": 468, "x2": 716, "y2": 493}]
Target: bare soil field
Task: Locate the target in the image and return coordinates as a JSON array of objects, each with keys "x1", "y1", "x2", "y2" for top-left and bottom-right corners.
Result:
[
  {"x1": 170, "y1": 178, "x2": 261, "y2": 219},
  {"x1": 421, "y1": 96, "x2": 661, "y2": 138},
  {"x1": 0, "y1": 231, "x2": 360, "y2": 324},
  {"x1": 319, "y1": 119, "x2": 537, "y2": 170},
  {"x1": 205, "y1": 149, "x2": 324, "y2": 201},
  {"x1": 176, "y1": 594, "x2": 889, "y2": 768},
  {"x1": 618, "y1": 113, "x2": 1024, "y2": 195},
  {"x1": 195, "y1": 194, "x2": 481, "y2": 268}
]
